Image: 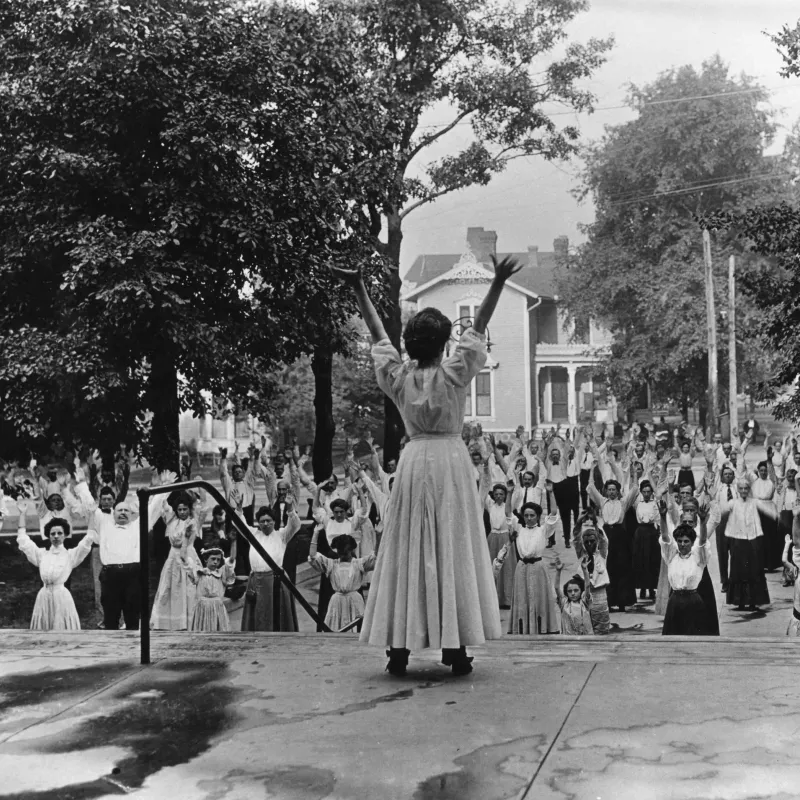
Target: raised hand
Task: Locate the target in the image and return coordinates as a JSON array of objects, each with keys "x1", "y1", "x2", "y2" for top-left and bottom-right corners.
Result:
[
  {"x1": 160, "y1": 469, "x2": 178, "y2": 485},
  {"x1": 489, "y1": 254, "x2": 523, "y2": 283},
  {"x1": 219, "y1": 447, "x2": 228, "y2": 459},
  {"x1": 330, "y1": 264, "x2": 363, "y2": 286},
  {"x1": 16, "y1": 497, "x2": 29, "y2": 515}
]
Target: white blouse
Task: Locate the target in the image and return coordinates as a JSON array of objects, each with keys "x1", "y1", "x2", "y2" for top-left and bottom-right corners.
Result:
[
  {"x1": 17, "y1": 531, "x2": 97, "y2": 587},
  {"x1": 660, "y1": 536, "x2": 709, "y2": 590},
  {"x1": 247, "y1": 512, "x2": 300, "y2": 572},
  {"x1": 485, "y1": 500, "x2": 511, "y2": 533},
  {"x1": 636, "y1": 500, "x2": 658, "y2": 524},
  {"x1": 508, "y1": 513, "x2": 558, "y2": 558}
]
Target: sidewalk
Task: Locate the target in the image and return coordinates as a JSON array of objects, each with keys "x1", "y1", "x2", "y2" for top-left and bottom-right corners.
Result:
[{"x1": 1, "y1": 631, "x2": 799, "y2": 799}]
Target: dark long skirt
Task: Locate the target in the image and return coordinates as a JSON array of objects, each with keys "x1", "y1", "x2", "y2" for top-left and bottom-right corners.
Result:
[
  {"x1": 604, "y1": 522, "x2": 636, "y2": 609},
  {"x1": 315, "y1": 528, "x2": 335, "y2": 631},
  {"x1": 241, "y1": 572, "x2": 298, "y2": 632},
  {"x1": 760, "y1": 510, "x2": 783, "y2": 571},
  {"x1": 632, "y1": 523, "x2": 661, "y2": 590},
  {"x1": 726, "y1": 537, "x2": 770, "y2": 607},
  {"x1": 662, "y1": 589, "x2": 710, "y2": 635},
  {"x1": 696, "y1": 567, "x2": 720, "y2": 635},
  {"x1": 677, "y1": 468, "x2": 695, "y2": 492},
  {"x1": 779, "y1": 510, "x2": 795, "y2": 585}
]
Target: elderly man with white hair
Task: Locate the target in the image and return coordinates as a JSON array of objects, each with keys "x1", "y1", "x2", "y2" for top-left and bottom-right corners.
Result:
[{"x1": 89, "y1": 492, "x2": 163, "y2": 630}]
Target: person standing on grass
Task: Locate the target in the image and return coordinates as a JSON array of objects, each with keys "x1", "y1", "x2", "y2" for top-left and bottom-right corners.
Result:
[
  {"x1": 332, "y1": 255, "x2": 521, "y2": 676},
  {"x1": 15, "y1": 500, "x2": 97, "y2": 631}
]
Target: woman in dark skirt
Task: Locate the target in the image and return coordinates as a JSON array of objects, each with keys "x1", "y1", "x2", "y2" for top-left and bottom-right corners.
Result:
[
  {"x1": 660, "y1": 522, "x2": 711, "y2": 635},
  {"x1": 749, "y1": 461, "x2": 782, "y2": 571},
  {"x1": 241, "y1": 504, "x2": 300, "y2": 632},
  {"x1": 632, "y1": 481, "x2": 661, "y2": 601},
  {"x1": 723, "y1": 479, "x2": 771, "y2": 610},
  {"x1": 587, "y1": 475, "x2": 638, "y2": 613}
]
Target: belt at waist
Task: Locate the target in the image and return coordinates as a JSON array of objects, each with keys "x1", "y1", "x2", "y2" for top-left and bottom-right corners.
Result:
[
  {"x1": 671, "y1": 588, "x2": 699, "y2": 595},
  {"x1": 101, "y1": 563, "x2": 139, "y2": 569},
  {"x1": 408, "y1": 433, "x2": 462, "y2": 441},
  {"x1": 520, "y1": 556, "x2": 542, "y2": 564}
]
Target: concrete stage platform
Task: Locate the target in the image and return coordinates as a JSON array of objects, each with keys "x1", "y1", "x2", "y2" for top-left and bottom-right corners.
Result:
[{"x1": 2, "y1": 631, "x2": 800, "y2": 799}]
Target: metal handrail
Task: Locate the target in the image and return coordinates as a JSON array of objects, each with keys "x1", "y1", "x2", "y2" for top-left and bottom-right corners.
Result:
[{"x1": 138, "y1": 479, "x2": 332, "y2": 664}]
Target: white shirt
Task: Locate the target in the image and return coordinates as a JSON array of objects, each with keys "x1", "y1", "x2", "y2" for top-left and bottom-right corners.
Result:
[
  {"x1": 90, "y1": 509, "x2": 139, "y2": 565},
  {"x1": 509, "y1": 513, "x2": 559, "y2": 558},
  {"x1": 248, "y1": 512, "x2": 300, "y2": 572},
  {"x1": 635, "y1": 500, "x2": 658, "y2": 524},
  {"x1": 661, "y1": 536, "x2": 709, "y2": 590}
]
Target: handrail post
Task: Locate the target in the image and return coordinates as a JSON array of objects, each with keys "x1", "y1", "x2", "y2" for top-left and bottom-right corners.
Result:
[{"x1": 138, "y1": 489, "x2": 150, "y2": 665}]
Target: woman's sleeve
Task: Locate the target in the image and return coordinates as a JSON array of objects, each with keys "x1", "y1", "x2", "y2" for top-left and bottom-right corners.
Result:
[
  {"x1": 694, "y1": 540, "x2": 710, "y2": 567},
  {"x1": 309, "y1": 552, "x2": 333, "y2": 574},
  {"x1": 441, "y1": 328, "x2": 488, "y2": 388},
  {"x1": 69, "y1": 530, "x2": 97, "y2": 567},
  {"x1": 16, "y1": 531, "x2": 42, "y2": 567},
  {"x1": 371, "y1": 339, "x2": 405, "y2": 400},
  {"x1": 542, "y1": 511, "x2": 560, "y2": 538},
  {"x1": 660, "y1": 535, "x2": 677, "y2": 565}
]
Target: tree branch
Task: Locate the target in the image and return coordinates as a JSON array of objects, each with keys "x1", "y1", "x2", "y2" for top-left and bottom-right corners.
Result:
[
  {"x1": 400, "y1": 185, "x2": 464, "y2": 220},
  {"x1": 406, "y1": 108, "x2": 476, "y2": 163}
]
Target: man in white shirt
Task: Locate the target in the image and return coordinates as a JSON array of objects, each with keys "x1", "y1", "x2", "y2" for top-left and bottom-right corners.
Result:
[
  {"x1": 89, "y1": 496, "x2": 155, "y2": 630},
  {"x1": 88, "y1": 486, "x2": 117, "y2": 615}
]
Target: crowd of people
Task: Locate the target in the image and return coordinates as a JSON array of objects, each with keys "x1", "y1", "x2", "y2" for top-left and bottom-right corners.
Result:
[{"x1": 3, "y1": 254, "x2": 800, "y2": 676}]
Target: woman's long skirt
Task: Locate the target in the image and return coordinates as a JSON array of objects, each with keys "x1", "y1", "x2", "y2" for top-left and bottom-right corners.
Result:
[
  {"x1": 726, "y1": 537, "x2": 770, "y2": 607},
  {"x1": 150, "y1": 548, "x2": 198, "y2": 631},
  {"x1": 604, "y1": 523, "x2": 636, "y2": 609},
  {"x1": 361, "y1": 436, "x2": 502, "y2": 651},
  {"x1": 760, "y1": 510, "x2": 784, "y2": 571},
  {"x1": 632, "y1": 523, "x2": 661, "y2": 590},
  {"x1": 779, "y1": 510, "x2": 795, "y2": 585},
  {"x1": 677, "y1": 468, "x2": 696, "y2": 492},
  {"x1": 241, "y1": 572, "x2": 298, "y2": 632},
  {"x1": 487, "y1": 529, "x2": 516, "y2": 607},
  {"x1": 30, "y1": 585, "x2": 81, "y2": 631},
  {"x1": 508, "y1": 560, "x2": 560, "y2": 635},
  {"x1": 662, "y1": 589, "x2": 710, "y2": 635},
  {"x1": 697, "y1": 567, "x2": 720, "y2": 635}
]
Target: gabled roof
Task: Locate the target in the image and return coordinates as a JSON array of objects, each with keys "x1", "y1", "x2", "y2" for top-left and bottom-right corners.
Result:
[{"x1": 403, "y1": 251, "x2": 560, "y2": 301}]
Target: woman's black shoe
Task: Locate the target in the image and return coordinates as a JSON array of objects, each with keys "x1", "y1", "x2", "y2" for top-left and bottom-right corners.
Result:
[
  {"x1": 442, "y1": 647, "x2": 473, "y2": 675},
  {"x1": 386, "y1": 648, "x2": 410, "y2": 677}
]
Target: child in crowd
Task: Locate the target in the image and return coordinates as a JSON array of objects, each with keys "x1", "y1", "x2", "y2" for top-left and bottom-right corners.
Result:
[
  {"x1": 555, "y1": 557, "x2": 594, "y2": 635},
  {"x1": 189, "y1": 547, "x2": 236, "y2": 632},
  {"x1": 574, "y1": 514, "x2": 611, "y2": 635},
  {"x1": 308, "y1": 531, "x2": 376, "y2": 632}
]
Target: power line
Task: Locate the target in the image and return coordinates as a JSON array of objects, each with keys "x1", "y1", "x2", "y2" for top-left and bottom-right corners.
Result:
[
  {"x1": 607, "y1": 171, "x2": 792, "y2": 207},
  {"x1": 417, "y1": 81, "x2": 800, "y2": 131}
]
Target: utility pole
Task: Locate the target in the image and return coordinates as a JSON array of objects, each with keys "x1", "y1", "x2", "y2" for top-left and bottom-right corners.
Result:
[
  {"x1": 728, "y1": 254, "x2": 738, "y2": 437},
  {"x1": 703, "y1": 230, "x2": 719, "y2": 432}
]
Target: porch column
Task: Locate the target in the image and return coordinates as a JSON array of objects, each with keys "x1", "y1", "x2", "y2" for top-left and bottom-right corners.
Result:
[
  {"x1": 542, "y1": 367, "x2": 552, "y2": 424},
  {"x1": 567, "y1": 364, "x2": 578, "y2": 426}
]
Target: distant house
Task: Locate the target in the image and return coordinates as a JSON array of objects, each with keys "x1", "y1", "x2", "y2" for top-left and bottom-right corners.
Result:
[{"x1": 402, "y1": 227, "x2": 617, "y2": 432}]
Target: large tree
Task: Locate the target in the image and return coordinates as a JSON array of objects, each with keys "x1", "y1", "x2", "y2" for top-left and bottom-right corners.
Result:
[
  {"x1": 319, "y1": 0, "x2": 613, "y2": 465},
  {"x1": 0, "y1": 0, "x2": 390, "y2": 471},
  {"x1": 699, "y1": 22, "x2": 800, "y2": 422},
  {"x1": 556, "y1": 55, "x2": 792, "y2": 425}
]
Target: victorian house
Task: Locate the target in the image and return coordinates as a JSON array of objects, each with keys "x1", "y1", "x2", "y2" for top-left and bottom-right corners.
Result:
[{"x1": 402, "y1": 227, "x2": 617, "y2": 433}]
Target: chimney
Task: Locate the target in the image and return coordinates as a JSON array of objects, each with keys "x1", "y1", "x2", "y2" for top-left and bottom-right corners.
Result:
[
  {"x1": 553, "y1": 235, "x2": 569, "y2": 266},
  {"x1": 466, "y1": 227, "x2": 497, "y2": 264},
  {"x1": 527, "y1": 245, "x2": 539, "y2": 268}
]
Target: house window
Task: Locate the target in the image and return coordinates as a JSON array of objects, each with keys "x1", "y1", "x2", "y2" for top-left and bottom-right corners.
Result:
[
  {"x1": 465, "y1": 368, "x2": 493, "y2": 418},
  {"x1": 455, "y1": 303, "x2": 477, "y2": 338}
]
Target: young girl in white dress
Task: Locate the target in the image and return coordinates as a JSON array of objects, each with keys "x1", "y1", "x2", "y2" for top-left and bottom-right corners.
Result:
[
  {"x1": 308, "y1": 532, "x2": 377, "y2": 632},
  {"x1": 189, "y1": 547, "x2": 236, "y2": 632},
  {"x1": 16, "y1": 502, "x2": 97, "y2": 630}
]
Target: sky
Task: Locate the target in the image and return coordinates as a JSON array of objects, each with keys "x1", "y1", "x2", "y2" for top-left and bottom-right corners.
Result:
[{"x1": 398, "y1": 0, "x2": 800, "y2": 275}]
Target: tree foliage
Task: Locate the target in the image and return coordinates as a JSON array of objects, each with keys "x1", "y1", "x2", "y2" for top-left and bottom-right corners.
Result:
[
  {"x1": 698, "y1": 23, "x2": 800, "y2": 421},
  {"x1": 319, "y1": 0, "x2": 613, "y2": 464},
  {"x1": 556, "y1": 56, "x2": 792, "y2": 419},
  {"x1": 0, "y1": 0, "x2": 391, "y2": 468}
]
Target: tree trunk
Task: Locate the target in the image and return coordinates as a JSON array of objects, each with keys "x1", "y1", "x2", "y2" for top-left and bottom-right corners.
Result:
[
  {"x1": 147, "y1": 349, "x2": 180, "y2": 474},
  {"x1": 312, "y1": 342, "x2": 335, "y2": 482},
  {"x1": 382, "y1": 210, "x2": 406, "y2": 468},
  {"x1": 698, "y1": 395, "x2": 707, "y2": 433}
]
